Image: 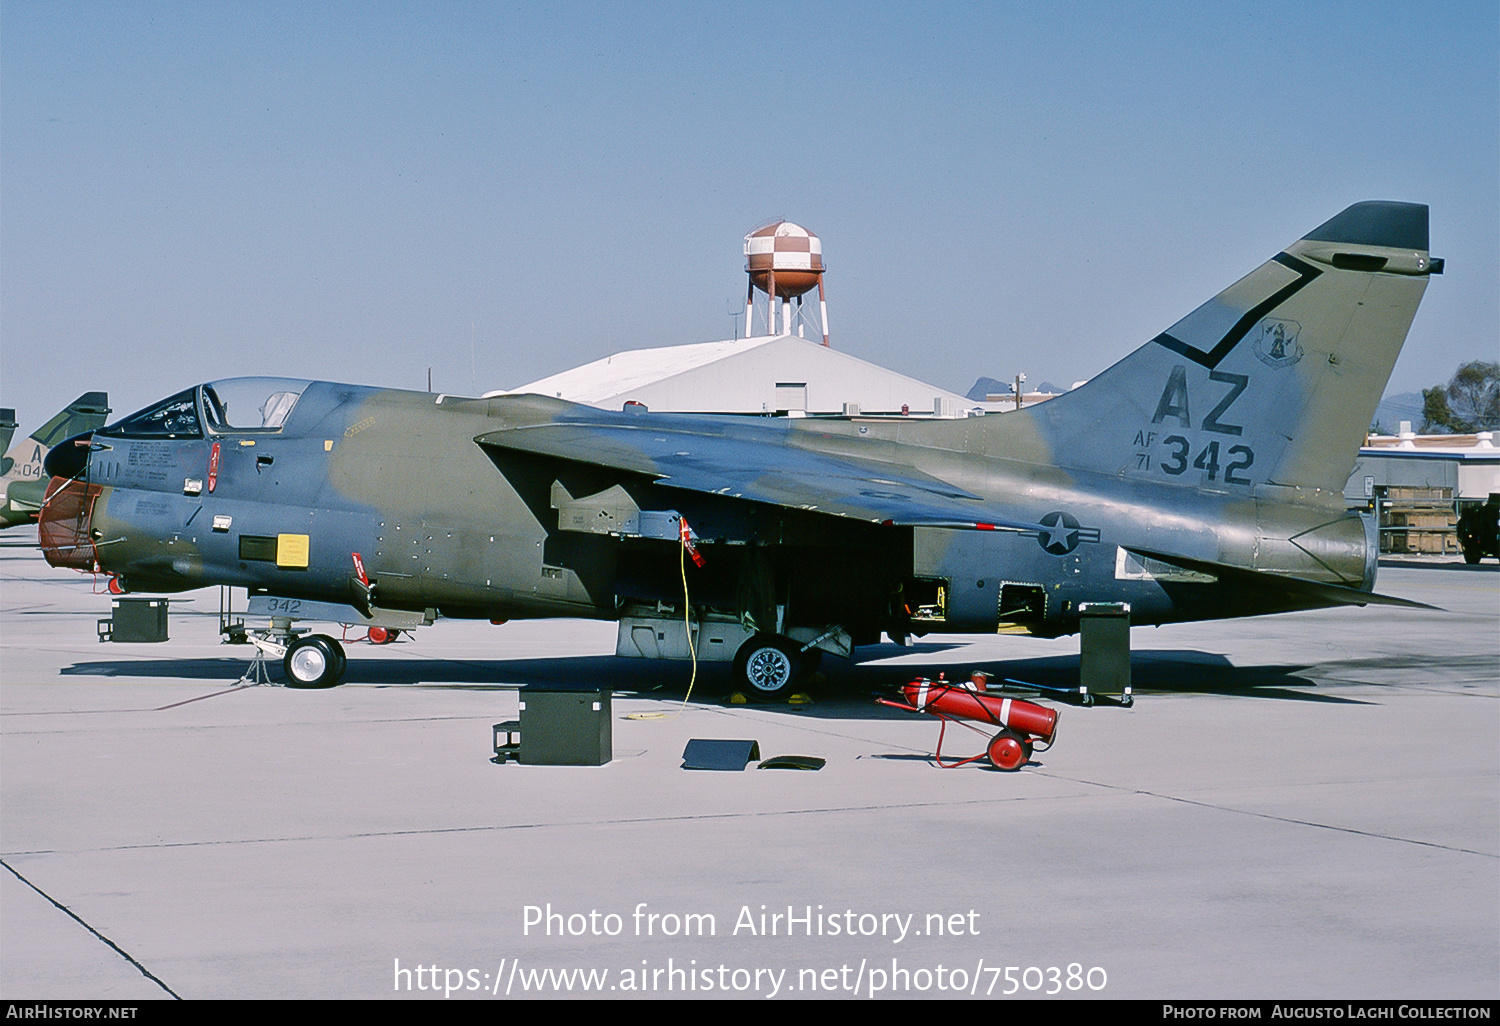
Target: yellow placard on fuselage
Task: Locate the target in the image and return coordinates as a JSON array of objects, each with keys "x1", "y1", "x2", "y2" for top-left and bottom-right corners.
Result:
[{"x1": 276, "y1": 533, "x2": 310, "y2": 568}]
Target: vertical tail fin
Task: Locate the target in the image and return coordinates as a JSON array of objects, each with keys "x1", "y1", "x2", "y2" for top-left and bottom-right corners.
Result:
[
  {"x1": 3, "y1": 391, "x2": 111, "y2": 469},
  {"x1": 1009, "y1": 202, "x2": 1437, "y2": 501},
  {"x1": 28, "y1": 392, "x2": 112, "y2": 450},
  {"x1": 0, "y1": 410, "x2": 16, "y2": 458},
  {"x1": 2, "y1": 393, "x2": 111, "y2": 514}
]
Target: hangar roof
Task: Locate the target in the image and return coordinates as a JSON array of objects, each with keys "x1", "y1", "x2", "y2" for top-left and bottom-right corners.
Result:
[
  {"x1": 493, "y1": 334, "x2": 984, "y2": 416},
  {"x1": 501, "y1": 336, "x2": 781, "y2": 406}
]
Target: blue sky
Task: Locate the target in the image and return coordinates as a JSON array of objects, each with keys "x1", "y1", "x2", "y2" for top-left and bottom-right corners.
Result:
[{"x1": 3, "y1": 1, "x2": 1495, "y2": 430}]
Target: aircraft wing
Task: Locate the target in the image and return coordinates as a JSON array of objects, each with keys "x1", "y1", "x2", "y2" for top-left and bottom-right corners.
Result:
[
  {"x1": 476, "y1": 419, "x2": 1046, "y2": 532},
  {"x1": 1126, "y1": 548, "x2": 1441, "y2": 610}
]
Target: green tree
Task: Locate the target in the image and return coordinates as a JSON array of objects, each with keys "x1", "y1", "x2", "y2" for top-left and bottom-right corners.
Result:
[
  {"x1": 1420, "y1": 361, "x2": 1499, "y2": 433},
  {"x1": 1420, "y1": 386, "x2": 1455, "y2": 433}
]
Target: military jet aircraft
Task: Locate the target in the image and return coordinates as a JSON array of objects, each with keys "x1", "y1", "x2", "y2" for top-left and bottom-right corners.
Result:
[
  {"x1": 1, "y1": 393, "x2": 110, "y2": 530},
  {"x1": 40, "y1": 202, "x2": 1440, "y2": 694}
]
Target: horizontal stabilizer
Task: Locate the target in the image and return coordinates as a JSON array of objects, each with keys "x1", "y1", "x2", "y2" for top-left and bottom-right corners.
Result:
[
  {"x1": 1126, "y1": 548, "x2": 1440, "y2": 611},
  {"x1": 477, "y1": 418, "x2": 1047, "y2": 532},
  {"x1": 4, "y1": 479, "x2": 46, "y2": 513}
]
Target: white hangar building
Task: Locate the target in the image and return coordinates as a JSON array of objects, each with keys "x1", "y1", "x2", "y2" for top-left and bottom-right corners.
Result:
[{"x1": 497, "y1": 334, "x2": 983, "y2": 417}]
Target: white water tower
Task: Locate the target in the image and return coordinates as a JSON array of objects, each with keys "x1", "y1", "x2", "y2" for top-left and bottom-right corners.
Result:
[{"x1": 743, "y1": 221, "x2": 828, "y2": 345}]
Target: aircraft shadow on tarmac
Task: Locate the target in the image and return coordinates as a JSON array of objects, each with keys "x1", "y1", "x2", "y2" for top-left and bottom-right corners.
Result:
[
  {"x1": 60, "y1": 642, "x2": 1376, "y2": 716},
  {"x1": 1376, "y1": 558, "x2": 1498, "y2": 573}
]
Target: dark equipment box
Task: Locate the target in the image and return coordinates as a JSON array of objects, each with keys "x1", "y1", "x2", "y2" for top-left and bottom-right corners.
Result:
[
  {"x1": 1079, "y1": 601, "x2": 1130, "y2": 699},
  {"x1": 509, "y1": 689, "x2": 612, "y2": 766},
  {"x1": 98, "y1": 597, "x2": 170, "y2": 643}
]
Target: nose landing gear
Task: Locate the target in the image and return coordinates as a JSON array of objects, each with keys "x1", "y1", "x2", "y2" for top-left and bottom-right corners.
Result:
[
  {"x1": 242, "y1": 622, "x2": 347, "y2": 688},
  {"x1": 283, "y1": 634, "x2": 347, "y2": 688}
]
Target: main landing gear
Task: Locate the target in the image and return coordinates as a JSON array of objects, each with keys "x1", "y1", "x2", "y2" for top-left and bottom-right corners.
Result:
[{"x1": 732, "y1": 633, "x2": 821, "y2": 699}]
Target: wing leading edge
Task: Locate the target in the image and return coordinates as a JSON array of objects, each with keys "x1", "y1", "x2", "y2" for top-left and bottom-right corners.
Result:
[{"x1": 475, "y1": 419, "x2": 1046, "y2": 533}]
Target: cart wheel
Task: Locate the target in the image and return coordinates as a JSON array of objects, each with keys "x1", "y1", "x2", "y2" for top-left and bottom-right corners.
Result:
[{"x1": 988, "y1": 731, "x2": 1028, "y2": 771}]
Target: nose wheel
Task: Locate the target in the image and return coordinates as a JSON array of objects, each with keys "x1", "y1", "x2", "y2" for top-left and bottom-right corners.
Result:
[{"x1": 282, "y1": 634, "x2": 346, "y2": 688}]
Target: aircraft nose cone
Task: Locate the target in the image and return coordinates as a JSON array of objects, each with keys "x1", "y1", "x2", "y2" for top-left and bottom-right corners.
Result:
[{"x1": 43, "y1": 431, "x2": 94, "y2": 480}]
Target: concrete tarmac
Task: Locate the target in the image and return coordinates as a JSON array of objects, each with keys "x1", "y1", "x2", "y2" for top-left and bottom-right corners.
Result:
[{"x1": 1, "y1": 544, "x2": 1495, "y2": 1000}]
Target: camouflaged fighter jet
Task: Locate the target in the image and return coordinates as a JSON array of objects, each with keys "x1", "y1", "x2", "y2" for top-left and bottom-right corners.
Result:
[
  {"x1": 1, "y1": 393, "x2": 110, "y2": 530},
  {"x1": 39, "y1": 202, "x2": 1441, "y2": 694}
]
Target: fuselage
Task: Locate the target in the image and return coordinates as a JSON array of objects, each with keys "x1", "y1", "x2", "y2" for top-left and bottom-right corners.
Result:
[{"x1": 41, "y1": 376, "x2": 1372, "y2": 646}]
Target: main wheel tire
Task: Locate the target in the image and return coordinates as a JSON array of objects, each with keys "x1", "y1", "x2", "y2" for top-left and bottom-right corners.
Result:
[
  {"x1": 283, "y1": 635, "x2": 345, "y2": 689},
  {"x1": 733, "y1": 635, "x2": 801, "y2": 699}
]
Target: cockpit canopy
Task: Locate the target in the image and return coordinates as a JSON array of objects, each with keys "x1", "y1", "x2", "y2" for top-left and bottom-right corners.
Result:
[
  {"x1": 102, "y1": 378, "x2": 313, "y2": 439},
  {"x1": 202, "y1": 378, "x2": 309, "y2": 431}
]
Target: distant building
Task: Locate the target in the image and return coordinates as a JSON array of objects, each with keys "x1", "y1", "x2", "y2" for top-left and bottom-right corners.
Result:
[
  {"x1": 1345, "y1": 424, "x2": 1500, "y2": 555},
  {"x1": 496, "y1": 334, "x2": 983, "y2": 417},
  {"x1": 981, "y1": 389, "x2": 1063, "y2": 408}
]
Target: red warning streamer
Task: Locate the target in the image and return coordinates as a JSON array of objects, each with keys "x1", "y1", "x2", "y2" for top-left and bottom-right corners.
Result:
[{"x1": 679, "y1": 516, "x2": 705, "y2": 567}]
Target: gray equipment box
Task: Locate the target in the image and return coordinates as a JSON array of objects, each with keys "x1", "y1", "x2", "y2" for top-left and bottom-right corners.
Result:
[
  {"x1": 98, "y1": 597, "x2": 170, "y2": 643},
  {"x1": 514, "y1": 690, "x2": 612, "y2": 765},
  {"x1": 1079, "y1": 602, "x2": 1131, "y2": 701}
]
